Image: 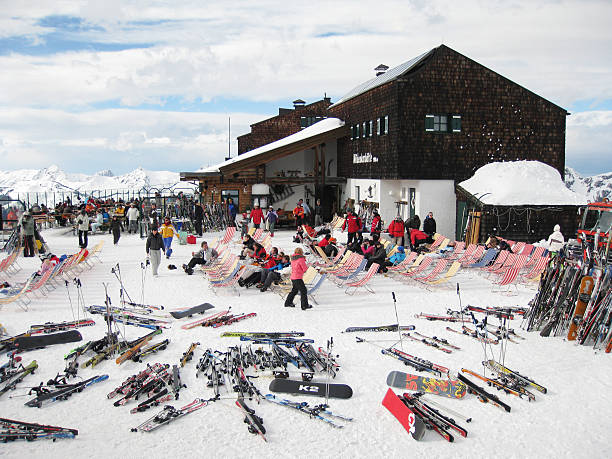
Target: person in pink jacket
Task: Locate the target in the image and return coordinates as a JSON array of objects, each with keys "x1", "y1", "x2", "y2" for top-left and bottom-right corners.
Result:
[{"x1": 284, "y1": 247, "x2": 312, "y2": 310}]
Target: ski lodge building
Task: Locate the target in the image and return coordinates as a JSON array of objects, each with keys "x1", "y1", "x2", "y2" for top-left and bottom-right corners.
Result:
[{"x1": 181, "y1": 44, "x2": 568, "y2": 239}]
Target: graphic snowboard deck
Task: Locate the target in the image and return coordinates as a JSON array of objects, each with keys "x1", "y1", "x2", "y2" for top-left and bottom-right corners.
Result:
[
  {"x1": 12, "y1": 330, "x2": 83, "y2": 350},
  {"x1": 382, "y1": 388, "x2": 426, "y2": 440},
  {"x1": 170, "y1": 303, "x2": 215, "y2": 319},
  {"x1": 386, "y1": 371, "x2": 467, "y2": 399},
  {"x1": 567, "y1": 276, "x2": 594, "y2": 341},
  {"x1": 268, "y1": 378, "x2": 353, "y2": 399}
]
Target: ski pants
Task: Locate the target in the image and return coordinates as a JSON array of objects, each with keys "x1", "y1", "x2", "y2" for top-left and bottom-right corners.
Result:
[
  {"x1": 78, "y1": 230, "x2": 88, "y2": 248},
  {"x1": 149, "y1": 249, "x2": 162, "y2": 276},
  {"x1": 285, "y1": 279, "x2": 308, "y2": 308},
  {"x1": 163, "y1": 237, "x2": 173, "y2": 257},
  {"x1": 23, "y1": 235, "x2": 35, "y2": 257},
  {"x1": 113, "y1": 229, "x2": 121, "y2": 245},
  {"x1": 128, "y1": 220, "x2": 138, "y2": 234}
]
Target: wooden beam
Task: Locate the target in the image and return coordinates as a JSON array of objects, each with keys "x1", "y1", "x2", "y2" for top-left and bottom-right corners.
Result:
[
  {"x1": 321, "y1": 143, "x2": 326, "y2": 186},
  {"x1": 314, "y1": 145, "x2": 320, "y2": 185}
]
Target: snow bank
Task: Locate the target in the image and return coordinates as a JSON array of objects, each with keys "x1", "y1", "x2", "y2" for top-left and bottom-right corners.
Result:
[{"x1": 459, "y1": 161, "x2": 587, "y2": 205}]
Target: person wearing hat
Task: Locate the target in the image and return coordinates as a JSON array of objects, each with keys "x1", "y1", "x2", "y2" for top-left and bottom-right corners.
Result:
[
  {"x1": 387, "y1": 215, "x2": 405, "y2": 247},
  {"x1": 76, "y1": 209, "x2": 90, "y2": 248},
  {"x1": 341, "y1": 210, "x2": 361, "y2": 246},
  {"x1": 250, "y1": 204, "x2": 264, "y2": 229},
  {"x1": 109, "y1": 215, "x2": 124, "y2": 245},
  {"x1": 20, "y1": 211, "x2": 36, "y2": 257},
  {"x1": 266, "y1": 206, "x2": 278, "y2": 236},
  {"x1": 365, "y1": 239, "x2": 388, "y2": 273},
  {"x1": 126, "y1": 203, "x2": 140, "y2": 234},
  {"x1": 386, "y1": 245, "x2": 406, "y2": 267},
  {"x1": 547, "y1": 224, "x2": 565, "y2": 252},
  {"x1": 146, "y1": 225, "x2": 165, "y2": 276}
]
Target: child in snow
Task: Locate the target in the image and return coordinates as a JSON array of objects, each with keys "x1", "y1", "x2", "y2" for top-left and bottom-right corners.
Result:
[
  {"x1": 284, "y1": 247, "x2": 312, "y2": 310},
  {"x1": 160, "y1": 217, "x2": 178, "y2": 259},
  {"x1": 146, "y1": 226, "x2": 165, "y2": 276}
]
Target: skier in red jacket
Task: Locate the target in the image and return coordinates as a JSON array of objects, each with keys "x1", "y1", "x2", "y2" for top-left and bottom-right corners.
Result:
[
  {"x1": 387, "y1": 216, "x2": 405, "y2": 246},
  {"x1": 250, "y1": 204, "x2": 264, "y2": 229},
  {"x1": 370, "y1": 212, "x2": 382, "y2": 237},
  {"x1": 342, "y1": 211, "x2": 360, "y2": 246}
]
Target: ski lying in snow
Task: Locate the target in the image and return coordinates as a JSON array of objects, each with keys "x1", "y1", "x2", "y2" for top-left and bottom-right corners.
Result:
[
  {"x1": 467, "y1": 305, "x2": 514, "y2": 320},
  {"x1": 29, "y1": 319, "x2": 95, "y2": 334},
  {"x1": 264, "y1": 393, "x2": 352, "y2": 428},
  {"x1": 412, "y1": 331, "x2": 461, "y2": 350},
  {"x1": 343, "y1": 324, "x2": 415, "y2": 333},
  {"x1": 386, "y1": 371, "x2": 467, "y2": 399},
  {"x1": 180, "y1": 342, "x2": 199, "y2": 367},
  {"x1": 0, "y1": 418, "x2": 78, "y2": 443},
  {"x1": 460, "y1": 368, "x2": 535, "y2": 401},
  {"x1": 414, "y1": 313, "x2": 471, "y2": 323},
  {"x1": 132, "y1": 339, "x2": 170, "y2": 362},
  {"x1": 0, "y1": 361, "x2": 38, "y2": 397},
  {"x1": 132, "y1": 398, "x2": 209, "y2": 432},
  {"x1": 236, "y1": 397, "x2": 267, "y2": 442},
  {"x1": 129, "y1": 389, "x2": 173, "y2": 414},
  {"x1": 401, "y1": 333, "x2": 454, "y2": 353},
  {"x1": 0, "y1": 417, "x2": 78, "y2": 436},
  {"x1": 401, "y1": 392, "x2": 465, "y2": 441},
  {"x1": 107, "y1": 363, "x2": 168, "y2": 399},
  {"x1": 221, "y1": 331, "x2": 305, "y2": 338},
  {"x1": 25, "y1": 374, "x2": 108, "y2": 408},
  {"x1": 446, "y1": 326, "x2": 499, "y2": 345},
  {"x1": 382, "y1": 388, "x2": 426, "y2": 440},
  {"x1": 380, "y1": 347, "x2": 449, "y2": 377},
  {"x1": 11, "y1": 330, "x2": 83, "y2": 351},
  {"x1": 268, "y1": 378, "x2": 353, "y2": 399},
  {"x1": 457, "y1": 373, "x2": 511, "y2": 413},
  {"x1": 181, "y1": 310, "x2": 231, "y2": 329},
  {"x1": 211, "y1": 313, "x2": 257, "y2": 328},
  {"x1": 483, "y1": 360, "x2": 547, "y2": 394},
  {"x1": 169, "y1": 303, "x2": 214, "y2": 319},
  {"x1": 116, "y1": 336, "x2": 154, "y2": 365}
]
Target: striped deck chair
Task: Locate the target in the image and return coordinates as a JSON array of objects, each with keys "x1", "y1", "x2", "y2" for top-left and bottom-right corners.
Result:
[
  {"x1": 332, "y1": 258, "x2": 367, "y2": 286},
  {"x1": 25, "y1": 268, "x2": 55, "y2": 298},
  {"x1": 323, "y1": 252, "x2": 360, "y2": 275},
  {"x1": 208, "y1": 258, "x2": 240, "y2": 282},
  {"x1": 252, "y1": 228, "x2": 264, "y2": 241},
  {"x1": 221, "y1": 227, "x2": 236, "y2": 244},
  {"x1": 426, "y1": 261, "x2": 462, "y2": 289},
  {"x1": 492, "y1": 266, "x2": 523, "y2": 295},
  {"x1": 485, "y1": 253, "x2": 516, "y2": 278},
  {"x1": 519, "y1": 244, "x2": 534, "y2": 257},
  {"x1": 526, "y1": 246, "x2": 547, "y2": 266},
  {"x1": 424, "y1": 235, "x2": 448, "y2": 253},
  {"x1": 482, "y1": 250, "x2": 509, "y2": 275},
  {"x1": 387, "y1": 251, "x2": 418, "y2": 272},
  {"x1": 467, "y1": 248, "x2": 499, "y2": 268},
  {"x1": 521, "y1": 255, "x2": 550, "y2": 283},
  {"x1": 511, "y1": 241, "x2": 526, "y2": 254},
  {"x1": 210, "y1": 268, "x2": 242, "y2": 296},
  {"x1": 389, "y1": 253, "x2": 426, "y2": 277},
  {"x1": 314, "y1": 246, "x2": 331, "y2": 264},
  {"x1": 0, "y1": 274, "x2": 36, "y2": 311},
  {"x1": 307, "y1": 273, "x2": 327, "y2": 305},
  {"x1": 276, "y1": 267, "x2": 319, "y2": 297},
  {"x1": 455, "y1": 244, "x2": 477, "y2": 264},
  {"x1": 0, "y1": 249, "x2": 19, "y2": 279},
  {"x1": 314, "y1": 246, "x2": 347, "y2": 268},
  {"x1": 399, "y1": 256, "x2": 433, "y2": 280},
  {"x1": 413, "y1": 258, "x2": 449, "y2": 284},
  {"x1": 445, "y1": 242, "x2": 466, "y2": 261},
  {"x1": 329, "y1": 255, "x2": 364, "y2": 280},
  {"x1": 460, "y1": 245, "x2": 485, "y2": 266},
  {"x1": 345, "y1": 263, "x2": 379, "y2": 295},
  {"x1": 202, "y1": 252, "x2": 232, "y2": 274}
]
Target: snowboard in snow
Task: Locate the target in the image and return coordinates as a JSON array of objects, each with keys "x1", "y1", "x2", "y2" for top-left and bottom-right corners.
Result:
[
  {"x1": 170, "y1": 303, "x2": 215, "y2": 319},
  {"x1": 386, "y1": 371, "x2": 466, "y2": 399},
  {"x1": 268, "y1": 378, "x2": 353, "y2": 399},
  {"x1": 567, "y1": 275, "x2": 594, "y2": 341},
  {"x1": 12, "y1": 330, "x2": 83, "y2": 351},
  {"x1": 382, "y1": 388, "x2": 426, "y2": 440}
]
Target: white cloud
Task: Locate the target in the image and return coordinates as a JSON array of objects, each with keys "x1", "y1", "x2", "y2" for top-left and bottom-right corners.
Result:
[{"x1": 566, "y1": 110, "x2": 612, "y2": 174}]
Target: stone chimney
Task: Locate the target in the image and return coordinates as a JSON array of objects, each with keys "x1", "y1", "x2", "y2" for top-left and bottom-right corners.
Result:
[
  {"x1": 374, "y1": 64, "x2": 389, "y2": 77},
  {"x1": 293, "y1": 99, "x2": 306, "y2": 110}
]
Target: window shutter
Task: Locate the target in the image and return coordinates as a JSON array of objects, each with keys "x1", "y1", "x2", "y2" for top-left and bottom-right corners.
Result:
[{"x1": 425, "y1": 115, "x2": 434, "y2": 131}]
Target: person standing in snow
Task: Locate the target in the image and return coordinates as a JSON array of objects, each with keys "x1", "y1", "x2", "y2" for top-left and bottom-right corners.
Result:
[
  {"x1": 266, "y1": 206, "x2": 278, "y2": 236},
  {"x1": 146, "y1": 226, "x2": 165, "y2": 277},
  {"x1": 193, "y1": 202, "x2": 203, "y2": 236},
  {"x1": 160, "y1": 217, "x2": 177, "y2": 259},
  {"x1": 547, "y1": 224, "x2": 565, "y2": 252},
  {"x1": 20, "y1": 211, "x2": 36, "y2": 257},
  {"x1": 250, "y1": 204, "x2": 264, "y2": 229},
  {"x1": 423, "y1": 212, "x2": 437, "y2": 236},
  {"x1": 76, "y1": 209, "x2": 90, "y2": 248},
  {"x1": 126, "y1": 204, "x2": 139, "y2": 234},
  {"x1": 284, "y1": 247, "x2": 312, "y2": 310},
  {"x1": 109, "y1": 215, "x2": 124, "y2": 245},
  {"x1": 314, "y1": 199, "x2": 323, "y2": 227}
]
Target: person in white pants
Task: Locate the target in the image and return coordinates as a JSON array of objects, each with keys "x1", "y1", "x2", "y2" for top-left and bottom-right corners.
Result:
[{"x1": 145, "y1": 227, "x2": 165, "y2": 276}]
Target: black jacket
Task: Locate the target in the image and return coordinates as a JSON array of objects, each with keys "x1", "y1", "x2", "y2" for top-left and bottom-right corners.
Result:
[
  {"x1": 423, "y1": 217, "x2": 436, "y2": 235},
  {"x1": 109, "y1": 219, "x2": 124, "y2": 233},
  {"x1": 146, "y1": 233, "x2": 164, "y2": 252}
]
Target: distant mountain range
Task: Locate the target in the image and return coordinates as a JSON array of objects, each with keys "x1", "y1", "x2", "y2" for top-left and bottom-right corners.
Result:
[
  {"x1": 565, "y1": 167, "x2": 612, "y2": 202},
  {"x1": 0, "y1": 165, "x2": 193, "y2": 198},
  {"x1": 0, "y1": 164, "x2": 609, "y2": 203}
]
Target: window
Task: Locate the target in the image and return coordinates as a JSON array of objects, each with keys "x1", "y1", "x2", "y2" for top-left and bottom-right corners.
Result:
[
  {"x1": 355, "y1": 123, "x2": 360, "y2": 139},
  {"x1": 221, "y1": 189, "x2": 239, "y2": 209},
  {"x1": 362, "y1": 122, "x2": 366, "y2": 138},
  {"x1": 300, "y1": 116, "x2": 325, "y2": 129},
  {"x1": 426, "y1": 114, "x2": 461, "y2": 133},
  {"x1": 355, "y1": 186, "x2": 360, "y2": 202},
  {"x1": 377, "y1": 116, "x2": 388, "y2": 135},
  {"x1": 368, "y1": 120, "x2": 373, "y2": 137}
]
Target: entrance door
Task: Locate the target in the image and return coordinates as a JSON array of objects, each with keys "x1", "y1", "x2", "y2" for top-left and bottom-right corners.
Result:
[{"x1": 315, "y1": 185, "x2": 338, "y2": 222}]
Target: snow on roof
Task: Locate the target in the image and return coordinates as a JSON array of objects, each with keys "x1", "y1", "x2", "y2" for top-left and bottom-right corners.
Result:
[
  {"x1": 198, "y1": 118, "x2": 345, "y2": 173},
  {"x1": 459, "y1": 161, "x2": 588, "y2": 206},
  {"x1": 329, "y1": 49, "x2": 433, "y2": 108}
]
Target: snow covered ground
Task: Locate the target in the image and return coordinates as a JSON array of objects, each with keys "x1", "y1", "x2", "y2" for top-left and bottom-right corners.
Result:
[{"x1": 1, "y1": 228, "x2": 611, "y2": 459}]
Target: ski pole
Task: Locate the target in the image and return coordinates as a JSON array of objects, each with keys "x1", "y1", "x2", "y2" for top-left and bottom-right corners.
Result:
[{"x1": 391, "y1": 292, "x2": 403, "y2": 350}]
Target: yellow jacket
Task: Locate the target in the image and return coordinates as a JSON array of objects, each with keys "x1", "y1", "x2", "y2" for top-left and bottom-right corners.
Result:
[{"x1": 160, "y1": 223, "x2": 176, "y2": 238}]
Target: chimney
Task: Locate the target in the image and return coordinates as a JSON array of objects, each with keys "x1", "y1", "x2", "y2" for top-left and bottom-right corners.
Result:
[
  {"x1": 375, "y1": 64, "x2": 389, "y2": 77},
  {"x1": 293, "y1": 99, "x2": 306, "y2": 110}
]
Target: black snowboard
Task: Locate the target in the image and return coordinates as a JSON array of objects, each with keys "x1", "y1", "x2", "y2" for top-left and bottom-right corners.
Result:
[
  {"x1": 12, "y1": 330, "x2": 83, "y2": 351},
  {"x1": 268, "y1": 378, "x2": 353, "y2": 399},
  {"x1": 170, "y1": 303, "x2": 214, "y2": 319}
]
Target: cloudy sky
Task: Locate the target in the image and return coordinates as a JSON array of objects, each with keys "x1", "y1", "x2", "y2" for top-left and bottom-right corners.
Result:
[{"x1": 0, "y1": 0, "x2": 610, "y2": 176}]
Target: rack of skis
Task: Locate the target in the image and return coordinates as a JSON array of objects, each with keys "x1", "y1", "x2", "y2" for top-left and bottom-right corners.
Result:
[{"x1": 524, "y1": 252, "x2": 612, "y2": 352}]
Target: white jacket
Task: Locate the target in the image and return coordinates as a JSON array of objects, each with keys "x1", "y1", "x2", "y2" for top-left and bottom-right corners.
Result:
[
  {"x1": 126, "y1": 207, "x2": 140, "y2": 221},
  {"x1": 547, "y1": 230, "x2": 564, "y2": 252}
]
